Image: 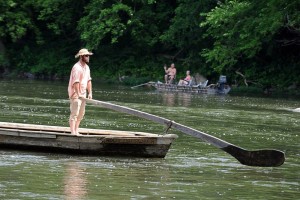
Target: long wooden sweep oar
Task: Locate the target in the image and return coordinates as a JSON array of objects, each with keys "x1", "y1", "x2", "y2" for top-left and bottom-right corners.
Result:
[{"x1": 86, "y1": 98, "x2": 285, "y2": 167}]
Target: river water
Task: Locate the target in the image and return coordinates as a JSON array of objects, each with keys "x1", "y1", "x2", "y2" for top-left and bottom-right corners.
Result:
[{"x1": 0, "y1": 79, "x2": 299, "y2": 200}]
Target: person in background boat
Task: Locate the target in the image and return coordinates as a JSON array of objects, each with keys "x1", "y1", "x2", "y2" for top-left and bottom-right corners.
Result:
[
  {"x1": 68, "y1": 48, "x2": 93, "y2": 135},
  {"x1": 178, "y1": 70, "x2": 191, "y2": 86},
  {"x1": 164, "y1": 63, "x2": 176, "y2": 84}
]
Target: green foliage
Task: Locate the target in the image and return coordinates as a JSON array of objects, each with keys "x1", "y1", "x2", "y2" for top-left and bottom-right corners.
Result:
[
  {"x1": 11, "y1": 41, "x2": 74, "y2": 78},
  {"x1": 78, "y1": 0, "x2": 133, "y2": 48},
  {"x1": 0, "y1": 0, "x2": 299, "y2": 92},
  {"x1": 200, "y1": 0, "x2": 256, "y2": 72},
  {"x1": 160, "y1": 0, "x2": 215, "y2": 70},
  {"x1": 0, "y1": 0, "x2": 34, "y2": 41},
  {"x1": 201, "y1": 0, "x2": 300, "y2": 87}
]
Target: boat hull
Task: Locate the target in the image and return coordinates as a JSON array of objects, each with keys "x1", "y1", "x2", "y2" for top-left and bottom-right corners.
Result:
[
  {"x1": 153, "y1": 83, "x2": 230, "y2": 94},
  {"x1": 0, "y1": 122, "x2": 177, "y2": 158}
]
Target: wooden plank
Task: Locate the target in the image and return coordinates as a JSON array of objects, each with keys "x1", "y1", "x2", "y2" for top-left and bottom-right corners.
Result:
[
  {"x1": 0, "y1": 122, "x2": 69, "y2": 133},
  {"x1": 0, "y1": 128, "x2": 57, "y2": 138},
  {"x1": 80, "y1": 128, "x2": 158, "y2": 137},
  {"x1": 0, "y1": 126, "x2": 175, "y2": 141},
  {"x1": 19, "y1": 132, "x2": 57, "y2": 139},
  {"x1": 0, "y1": 130, "x2": 19, "y2": 136},
  {"x1": 0, "y1": 122, "x2": 160, "y2": 137},
  {"x1": 103, "y1": 137, "x2": 157, "y2": 144}
]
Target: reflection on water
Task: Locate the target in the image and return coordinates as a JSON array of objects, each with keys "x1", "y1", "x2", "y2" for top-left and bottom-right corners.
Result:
[
  {"x1": 178, "y1": 93, "x2": 192, "y2": 107},
  {"x1": 64, "y1": 162, "x2": 87, "y2": 200},
  {"x1": 162, "y1": 93, "x2": 175, "y2": 106},
  {"x1": 162, "y1": 92, "x2": 192, "y2": 107}
]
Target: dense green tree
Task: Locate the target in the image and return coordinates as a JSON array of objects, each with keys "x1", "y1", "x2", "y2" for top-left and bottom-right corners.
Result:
[
  {"x1": 201, "y1": 0, "x2": 300, "y2": 87},
  {"x1": 77, "y1": 0, "x2": 177, "y2": 80},
  {"x1": 0, "y1": 0, "x2": 35, "y2": 68},
  {"x1": 0, "y1": 0, "x2": 84, "y2": 77},
  {"x1": 0, "y1": 0, "x2": 34, "y2": 42},
  {"x1": 0, "y1": 0, "x2": 299, "y2": 91},
  {"x1": 160, "y1": 0, "x2": 217, "y2": 75}
]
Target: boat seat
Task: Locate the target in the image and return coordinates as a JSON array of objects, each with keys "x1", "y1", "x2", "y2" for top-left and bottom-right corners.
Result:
[
  {"x1": 192, "y1": 80, "x2": 208, "y2": 88},
  {"x1": 187, "y1": 77, "x2": 195, "y2": 86}
]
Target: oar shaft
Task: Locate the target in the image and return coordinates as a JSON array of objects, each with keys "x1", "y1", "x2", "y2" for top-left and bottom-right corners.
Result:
[
  {"x1": 86, "y1": 99, "x2": 231, "y2": 148},
  {"x1": 85, "y1": 98, "x2": 285, "y2": 167},
  {"x1": 171, "y1": 122, "x2": 231, "y2": 148}
]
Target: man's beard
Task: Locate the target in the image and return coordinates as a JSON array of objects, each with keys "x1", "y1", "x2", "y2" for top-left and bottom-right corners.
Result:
[{"x1": 82, "y1": 57, "x2": 89, "y2": 64}]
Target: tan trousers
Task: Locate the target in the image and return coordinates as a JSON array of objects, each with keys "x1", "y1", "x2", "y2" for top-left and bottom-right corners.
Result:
[{"x1": 69, "y1": 98, "x2": 86, "y2": 122}]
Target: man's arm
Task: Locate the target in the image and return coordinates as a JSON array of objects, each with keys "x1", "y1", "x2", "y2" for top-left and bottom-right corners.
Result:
[
  {"x1": 73, "y1": 82, "x2": 80, "y2": 97},
  {"x1": 164, "y1": 64, "x2": 169, "y2": 74},
  {"x1": 87, "y1": 80, "x2": 92, "y2": 99}
]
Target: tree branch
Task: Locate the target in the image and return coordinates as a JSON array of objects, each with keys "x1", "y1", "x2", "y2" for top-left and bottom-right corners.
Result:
[{"x1": 235, "y1": 70, "x2": 248, "y2": 86}]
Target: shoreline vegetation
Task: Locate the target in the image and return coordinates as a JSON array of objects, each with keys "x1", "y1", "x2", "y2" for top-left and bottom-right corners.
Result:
[{"x1": 0, "y1": 1, "x2": 299, "y2": 98}]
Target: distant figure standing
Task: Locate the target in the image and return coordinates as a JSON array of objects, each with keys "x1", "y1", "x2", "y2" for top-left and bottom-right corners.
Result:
[
  {"x1": 164, "y1": 63, "x2": 176, "y2": 84},
  {"x1": 178, "y1": 70, "x2": 191, "y2": 86},
  {"x1": 68, "y1": 48, "x2": 93, "y2": 135}
]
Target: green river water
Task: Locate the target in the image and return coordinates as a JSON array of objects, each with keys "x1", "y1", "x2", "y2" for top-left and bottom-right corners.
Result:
[{"x1": 0, "y1": 79, "x2": 299, "y2": 200}]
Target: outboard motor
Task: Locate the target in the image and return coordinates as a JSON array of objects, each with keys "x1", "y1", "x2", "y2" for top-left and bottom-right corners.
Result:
[{"x1": 218, "y1": 75, "x2": 227, "y2": 93}]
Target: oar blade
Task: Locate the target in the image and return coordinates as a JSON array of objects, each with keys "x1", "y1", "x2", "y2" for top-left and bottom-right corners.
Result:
[{"x1": 223, "y1": 145, "x2": 285, "y2": 167}]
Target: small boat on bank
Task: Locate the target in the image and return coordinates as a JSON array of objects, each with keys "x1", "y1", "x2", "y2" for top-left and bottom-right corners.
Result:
[
  {"x1": 0, "y1": 122, "x2": 177, "y2": 158},
  {"x1": 150, "y1": 81, "x2": 231, "y2": 95}
]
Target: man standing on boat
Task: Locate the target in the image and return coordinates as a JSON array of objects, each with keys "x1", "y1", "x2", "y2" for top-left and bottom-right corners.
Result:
[
  {"x1": 164, "y1": 63, "x2": 177, "y2": 84},
  {"x1": 68, "y1": 48, "x2": 93, "y2": 135}
]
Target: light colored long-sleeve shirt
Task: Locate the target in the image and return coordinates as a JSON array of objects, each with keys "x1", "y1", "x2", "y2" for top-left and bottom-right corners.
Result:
[{"x1": 68, "y1": 62, "x2": 92, "y2": 99}]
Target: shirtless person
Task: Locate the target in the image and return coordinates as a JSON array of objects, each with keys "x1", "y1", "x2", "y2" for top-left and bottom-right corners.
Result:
[
  {"x1": 164, "y1": 63, "x2": 177, "y2": 84},
  {"x1": 178, "y1": 70, "x2": 191, "y2": 86},
  {"x1": 68, "y1": 48, "x2": 93, "y2": 135}
]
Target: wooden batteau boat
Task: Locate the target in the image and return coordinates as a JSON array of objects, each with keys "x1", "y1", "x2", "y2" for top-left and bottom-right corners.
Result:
[{"x1": 0, "y1": 122, "x2": 178, "y2": 158}]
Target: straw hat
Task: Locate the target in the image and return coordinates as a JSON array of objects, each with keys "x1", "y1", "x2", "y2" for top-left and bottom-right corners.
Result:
[{"x1": 75, "y1": 48, "x2": 93, "y2": 58}]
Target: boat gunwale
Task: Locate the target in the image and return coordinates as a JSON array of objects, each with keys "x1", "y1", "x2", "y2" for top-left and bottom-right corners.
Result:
[
  {"x1": 152, "y1": 82, "x2": 230, "y2": 94},
  {"x1": 0, "y1": 122, "x2": 178, "y2": 139}
]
